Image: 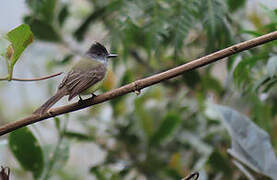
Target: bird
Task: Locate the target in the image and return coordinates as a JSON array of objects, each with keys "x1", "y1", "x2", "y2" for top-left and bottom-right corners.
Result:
[{"x1": 33, "y1": 42, "x2": 117, "y2": 115}]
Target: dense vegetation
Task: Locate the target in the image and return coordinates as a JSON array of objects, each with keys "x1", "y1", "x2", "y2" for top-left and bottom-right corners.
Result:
[{"x1": 0, "y1": 0, "x2": 276, "y2": 179}]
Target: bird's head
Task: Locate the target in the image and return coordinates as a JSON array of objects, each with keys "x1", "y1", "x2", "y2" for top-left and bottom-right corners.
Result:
[{"x1": 86, "y1": 42, "x2": 117, "y2": 63}]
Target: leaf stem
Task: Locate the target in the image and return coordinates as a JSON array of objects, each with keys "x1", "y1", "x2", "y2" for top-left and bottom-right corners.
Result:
[{"x1": 7, "y1": 64, "x2": 13, "y2": 81}]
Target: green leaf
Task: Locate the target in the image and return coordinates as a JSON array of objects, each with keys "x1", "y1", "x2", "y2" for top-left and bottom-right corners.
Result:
[
  {"x1": 207, "y1": 150, "x2": 232, "y2": 176},
  {"x1": 226, "y1": 0, "x2": 246, "y2": 12},
  {"x1": 168, "y1": 0, "x2": 196, "y2": 51},
  {"x1": 227, "y1": 55, "x2": 237, "y2": 71},
  {"x1": 54, "y1": 117, "x2": 61, "y2": 131},
  {"x1": 201, "y1": 72, "x2": 223, "y2": 94},
  {"x1": 212, "y1": 104, "x2": 277, "y2": 178},
  {"x1": 233, "y1": 54, "x2": 266, "y2": 88},
  {"x1": 90, "y1": 166, "x2": 107, "y2": 180},
  {"x1": 26, "y1": 0, "x2": 57, "y2": 23},
  {"x1": 263, "y1": 78, "x2": 277, "y2": 92},
  {"x1": 73, "y1": 0, "x2": 123, "y2": 41},
  {"x1": 40, "y1": 0, "x2": 57, "y2": 23},
  {"x1": 253, "y1": 76, "x2": 271, "y2": 92},
  {"x1": 9, "y1": 127, "x2": 44, "y2": 178},
  {"x1": 58, "y1": 4, "x2": 69, "y2": 27},
  {"x1": 267, "y1": 56, "x2": 277, "y2": 78},
  {"x1": 120, "y1": 70, "x2": 134, "y2": 86},
  {"x1": 200, "y1": 0, "x2": 232, "y2": 52},
  {"x1": 182, "y1": 70, "x2": 201, "y2": 88},
  {"x1": 241, "y1": 30, "x2": 263, "y2": 37},
  {"x1": 6, "y1": 24, "x2": 33, "y2": 66},
  {"x1": 64, "y1": 131, "x2": 94, "y2": 141},
  {"x1": 24, "y1": 17, "x2": 61, "y2": 42},
  {"x1": 150, "y1": 111, "x2": 181, "y2": 146}
]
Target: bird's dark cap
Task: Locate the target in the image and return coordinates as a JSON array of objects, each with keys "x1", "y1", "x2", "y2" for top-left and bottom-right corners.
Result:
[{"x1": 87, "y1": 42, "x2": 109, "y2": 55}]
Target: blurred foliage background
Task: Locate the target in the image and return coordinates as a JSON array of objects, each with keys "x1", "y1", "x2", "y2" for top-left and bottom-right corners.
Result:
[{"x1": 0, "y1": 0, "x2": 277, "y2": 179}]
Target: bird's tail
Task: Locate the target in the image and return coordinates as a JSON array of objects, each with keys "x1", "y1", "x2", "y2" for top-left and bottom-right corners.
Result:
[{"x1": 33, "y1": 90, "x2": 66, "y2": 115}]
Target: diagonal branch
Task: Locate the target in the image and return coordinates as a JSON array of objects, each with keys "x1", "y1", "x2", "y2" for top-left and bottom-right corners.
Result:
[{"x1": 0, "y1": 31, "x2": 277, "y2": 136}]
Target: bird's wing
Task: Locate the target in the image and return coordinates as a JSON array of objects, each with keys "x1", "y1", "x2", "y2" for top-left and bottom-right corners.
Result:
[{"x1": 59, "y1": 64, "x2": 106, "y2": 101}]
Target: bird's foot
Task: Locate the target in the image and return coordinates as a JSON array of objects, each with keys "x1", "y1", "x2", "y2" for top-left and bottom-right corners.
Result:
[
  {"x1": 78, "y1": 95, "x2": 84, "y2": 103},
  {"x1": 91, "y1": 93, "x2": 96, "y2": 98}
]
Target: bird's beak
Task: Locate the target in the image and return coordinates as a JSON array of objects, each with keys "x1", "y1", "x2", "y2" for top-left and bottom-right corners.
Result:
[{"x1": 108, "y1": 54, "x2": 118, "y2": 58}]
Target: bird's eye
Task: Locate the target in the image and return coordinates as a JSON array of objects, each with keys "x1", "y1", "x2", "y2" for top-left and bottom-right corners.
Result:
[{"x1": 97, "y1": 53, "x2": 101, "y2": 56}]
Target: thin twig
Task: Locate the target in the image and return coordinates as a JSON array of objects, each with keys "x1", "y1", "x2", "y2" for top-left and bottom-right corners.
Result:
[
  {"x1": 0, "y1": 72, "x2": 63, "y2": 82},
  {"x1": 0, "y1": 31, "x2": 276, "y2": 136},
  {"x1": 182, "y1": 172, "x2": 199, "y2": 180}
]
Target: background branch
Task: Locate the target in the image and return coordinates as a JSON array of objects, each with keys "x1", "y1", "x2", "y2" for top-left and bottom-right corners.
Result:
[
  {"x1": 0, "y1": 31, "x2": 276, "y2": 136},
  {"x1": 0, "y1": 72, "x2": 63, "y2": 82}
]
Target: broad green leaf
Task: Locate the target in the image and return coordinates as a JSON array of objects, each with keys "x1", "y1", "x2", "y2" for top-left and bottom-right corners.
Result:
[
  {"x1": 150, "y1": 111, "x2": 181, "y2": 146},
  {"x1": 212, "y1": 104, "x2": 277, "y2": 179},
  {"x1": 6, "y1": 24, "x2": 33, "y2": 65},
  {"x1": 24, "y1": 17, "x2": 61, "y2": 42},
  {"x1": 9, "y1": 127, "x2": 44, "y2": 178},
  {"x1": 266, "y1": 56, "x2": 277, "y2": 78}
]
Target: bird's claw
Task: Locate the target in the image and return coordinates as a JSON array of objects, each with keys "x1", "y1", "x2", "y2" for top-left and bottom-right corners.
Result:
[{"x1": 78, "y1": 95, "x2": 84, "y2": 103}]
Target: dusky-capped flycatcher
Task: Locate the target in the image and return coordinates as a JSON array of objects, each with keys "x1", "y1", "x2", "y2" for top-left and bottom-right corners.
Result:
[{"x1": 33, "y1": 42, "x2": 117, "y2": 115}]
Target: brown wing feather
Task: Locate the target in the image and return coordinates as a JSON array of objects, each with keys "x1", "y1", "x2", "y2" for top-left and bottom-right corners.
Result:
[{"x1": 58, "y1": 64, "x2": 106, "y2": 101}]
